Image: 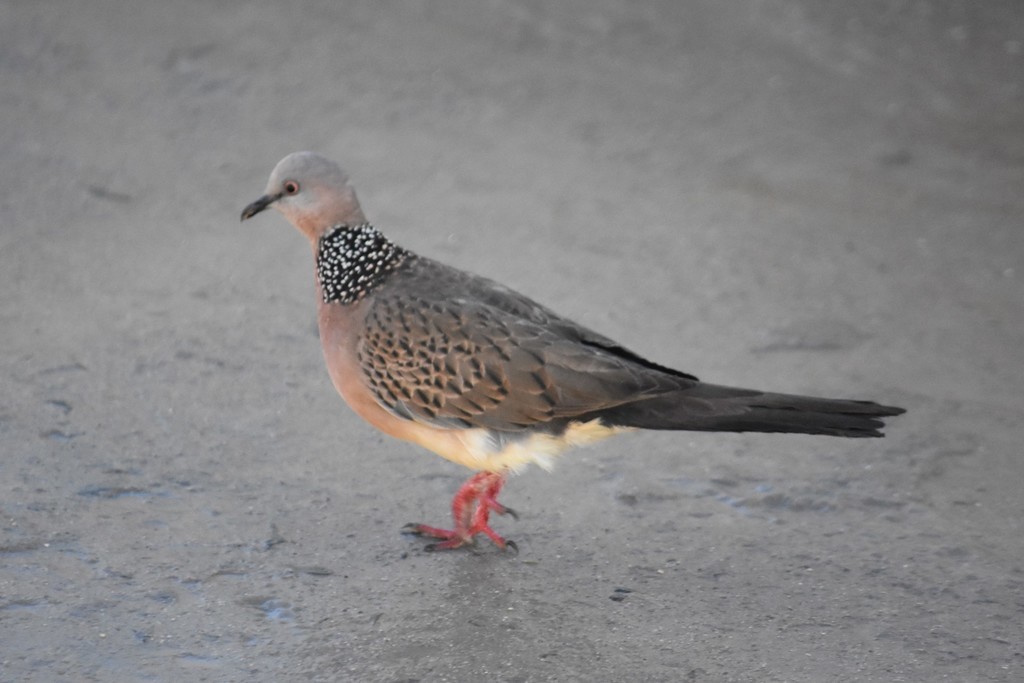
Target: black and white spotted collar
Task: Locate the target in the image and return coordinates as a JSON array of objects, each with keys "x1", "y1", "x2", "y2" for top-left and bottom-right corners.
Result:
[{"x1": 315, "y1": 223, "x2": 409, "y2": 304}]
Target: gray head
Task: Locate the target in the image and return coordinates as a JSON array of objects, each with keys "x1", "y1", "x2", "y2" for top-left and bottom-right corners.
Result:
[{"x1": 241, "y1": 152, "x2": 367, "y2": 241}]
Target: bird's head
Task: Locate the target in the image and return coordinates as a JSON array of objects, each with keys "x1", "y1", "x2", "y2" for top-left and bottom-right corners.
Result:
[{"x1": 241, "y1": 152, "x2": 367, "y2": 242}]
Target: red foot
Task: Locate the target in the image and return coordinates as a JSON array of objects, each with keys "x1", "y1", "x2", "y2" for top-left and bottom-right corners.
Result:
[{"x1": 403, "y1": 471, "x2": 517, "y2": 552}]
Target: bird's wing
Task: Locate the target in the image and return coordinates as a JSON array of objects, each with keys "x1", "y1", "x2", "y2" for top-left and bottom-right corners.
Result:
[
  {"x1": 357, "y1": 292, "x2": 684, "y2": 432},
  {"x1": 400, "y1": 256, "x2": 700, "y2": 382}
]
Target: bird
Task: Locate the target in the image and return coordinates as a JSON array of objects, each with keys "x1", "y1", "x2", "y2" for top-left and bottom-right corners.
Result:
[{"x1": 241, "y1": 152, "x2": 905, "y2": 553}]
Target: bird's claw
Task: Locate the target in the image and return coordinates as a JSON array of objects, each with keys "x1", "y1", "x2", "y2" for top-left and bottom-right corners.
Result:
[{"x1": 402, "y1": 472, "x2": 517, "y2": 553}]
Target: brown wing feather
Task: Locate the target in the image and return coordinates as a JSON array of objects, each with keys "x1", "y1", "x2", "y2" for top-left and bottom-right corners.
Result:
[
  {"x1": 357, "y1": 292, "x2": 680, "y2": 432},
  {"x1": 354, "y1": 257, "x2": 903, "y2": 439},
  {"x1": 395, "y1": 256, "x2": 699, "y2": 381}
]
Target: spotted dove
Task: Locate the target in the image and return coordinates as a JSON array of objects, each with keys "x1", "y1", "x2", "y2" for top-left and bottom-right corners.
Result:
[{"x1": 241, "y1": 152, "x2": 904, "y2": 552}]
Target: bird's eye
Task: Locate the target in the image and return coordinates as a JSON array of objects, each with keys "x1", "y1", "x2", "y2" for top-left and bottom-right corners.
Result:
[{"x1": 283, "y1": 180, "x2": 300, "y2": 195}]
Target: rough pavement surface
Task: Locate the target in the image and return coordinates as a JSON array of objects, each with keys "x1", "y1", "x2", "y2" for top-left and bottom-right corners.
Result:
[{"x1": 1, "y1": 1, "x2": 1022, "y2": 681}]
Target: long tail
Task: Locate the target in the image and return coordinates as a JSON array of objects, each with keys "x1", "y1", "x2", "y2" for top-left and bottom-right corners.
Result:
[{"x1": 598, "y1": 383, "x2": 905, "y2": 438}]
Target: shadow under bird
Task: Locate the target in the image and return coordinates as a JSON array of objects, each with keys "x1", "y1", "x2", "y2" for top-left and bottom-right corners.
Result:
[{"x1": 241, "y1": 152, "x2": 905, "y2": 552}]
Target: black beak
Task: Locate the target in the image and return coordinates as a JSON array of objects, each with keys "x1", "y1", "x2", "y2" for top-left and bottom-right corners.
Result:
[{"x1": 240, "y1": 193, "x2": 280, "y2": 221}]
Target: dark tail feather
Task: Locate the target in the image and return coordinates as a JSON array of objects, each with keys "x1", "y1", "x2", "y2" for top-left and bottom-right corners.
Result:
[{"x1": 599, "y1": 383, "x2": 905, "y2": 438}]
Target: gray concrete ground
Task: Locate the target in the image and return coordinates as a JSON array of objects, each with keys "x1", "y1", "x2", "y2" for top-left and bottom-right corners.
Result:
[{"x1": 2, "y1": 1, "x2": 1022, "y2": 681}]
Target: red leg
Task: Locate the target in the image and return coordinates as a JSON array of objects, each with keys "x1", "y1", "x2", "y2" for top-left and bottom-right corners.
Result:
[
  {"x1": 479, "y1": 473, "x2": 518, "y2": 518},
  {"x1": 403, "y1": 471, "x2": 517, "y2": 552}
]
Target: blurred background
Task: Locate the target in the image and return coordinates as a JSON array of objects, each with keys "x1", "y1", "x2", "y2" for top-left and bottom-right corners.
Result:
[{"x1": 2, "y1": 1, "x2": 1021, "y2": 681}]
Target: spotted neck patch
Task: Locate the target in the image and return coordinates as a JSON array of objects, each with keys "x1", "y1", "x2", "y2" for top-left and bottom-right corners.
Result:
[{"x1": 316, "y1": 223, "x2": 409, "y2": 304}]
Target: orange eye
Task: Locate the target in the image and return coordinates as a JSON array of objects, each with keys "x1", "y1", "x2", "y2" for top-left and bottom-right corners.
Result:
[{"x1": 283, "y1": 180, "x2": 300, "y2": 195}]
